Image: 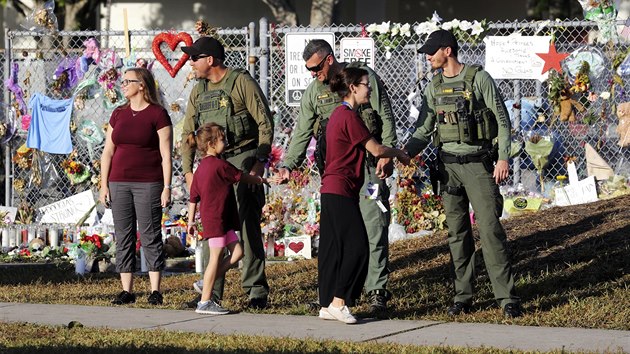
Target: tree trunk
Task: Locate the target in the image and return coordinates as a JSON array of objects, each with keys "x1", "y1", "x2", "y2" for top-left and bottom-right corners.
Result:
[
  {"x1": 261, "y1": 0, "x2": 298, "y2": 26},
  {"x1": 63, "y1": 0, "x2": 89, "y2": 31},
  {"x1": 310, "y1": 0, "x2": 337, "y2": 27}
]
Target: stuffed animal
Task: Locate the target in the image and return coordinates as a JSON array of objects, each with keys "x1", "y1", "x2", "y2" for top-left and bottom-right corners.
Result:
[
  {"x1": 616, "y1": 102, "x2": 630, "y2": 147},
  {"x1": 163, "y1": 234, "x2": 186, "y2": 258}
]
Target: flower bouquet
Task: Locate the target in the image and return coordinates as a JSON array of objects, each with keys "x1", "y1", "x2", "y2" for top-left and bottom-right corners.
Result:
[
  {"x1": 414, "y1": 12, "x2": 487, "y2": 45},
  {"x1": 61, "y1": 151, "x2": 90, "y2": 185}
]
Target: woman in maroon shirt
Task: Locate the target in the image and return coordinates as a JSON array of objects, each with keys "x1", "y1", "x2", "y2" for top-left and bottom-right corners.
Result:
[
  {"x1": 99, "y1": 67, "x2": 172, "y2": 306},
  {"x1": 318, "y1": 67, "x2": 410, "y2": 324}
]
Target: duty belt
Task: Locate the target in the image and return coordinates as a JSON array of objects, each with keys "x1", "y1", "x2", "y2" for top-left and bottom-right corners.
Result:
[
  {"x1": 439, "y1": 150, "x2": 488, "y2": 164},
  {"x1": 223, "y1": 141, "x2": 257, "y2": 158}
]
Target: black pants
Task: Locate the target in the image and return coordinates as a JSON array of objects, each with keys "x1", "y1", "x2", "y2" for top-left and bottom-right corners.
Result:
[{"x1": 318, "y1": 193, "x2": 369, "y2": 308}]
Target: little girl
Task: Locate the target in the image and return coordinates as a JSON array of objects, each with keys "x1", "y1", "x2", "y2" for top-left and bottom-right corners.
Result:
[{"x1": 187, "y1": 122, "x2": 266, "y2": 315}]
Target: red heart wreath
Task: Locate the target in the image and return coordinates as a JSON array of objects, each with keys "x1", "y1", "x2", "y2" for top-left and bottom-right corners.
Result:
[{"x1": 152, "y1": 32, "x2": 193, "y2": 78}]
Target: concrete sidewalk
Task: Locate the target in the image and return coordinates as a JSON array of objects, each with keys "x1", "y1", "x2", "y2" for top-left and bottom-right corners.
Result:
[{"x1": 0, "y1": 302, "x2": 628, "y2": 352}]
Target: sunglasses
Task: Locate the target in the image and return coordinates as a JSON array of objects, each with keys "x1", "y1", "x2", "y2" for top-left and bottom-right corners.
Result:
[
  {"x1": 121, "y1": 79, "x2": 140, "y2": 86},
  {"x1": 305, "y1": 53, "x2": 332, "y2": 72},
  {"x1": 190, "y1": 54, "x2": 210, "y2": 62}
]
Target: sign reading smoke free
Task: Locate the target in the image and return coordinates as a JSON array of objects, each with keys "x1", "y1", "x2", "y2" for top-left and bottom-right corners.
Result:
[
  {"x1": 285, "y1": 32, "x2": 335, "y2": 106},
  {"x1": 484, "y1": 36, "x2": 551, "y2": 81},
  {"x1": 339, "y1": 37, "x2": 375, "y2": 69}
]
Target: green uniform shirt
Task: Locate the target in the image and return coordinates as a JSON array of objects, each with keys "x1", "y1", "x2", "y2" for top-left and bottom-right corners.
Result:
[
  {"x1": 282, "y1": 64, "x2": 398, "y2": 170},
  {"x1": 180, "y1": 68, "x2": 274, "y2": 175},
  {"x1": 406, "y1": 65, "x2": 511, "y2": 161}
]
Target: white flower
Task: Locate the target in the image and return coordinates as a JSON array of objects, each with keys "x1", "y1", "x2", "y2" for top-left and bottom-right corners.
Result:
[
  {"x1": 385, "y1": 50, "x2": 392, "y2": 60},
  {"x1": 459, "y1": 20, "x2": 473, "y2": 31},
  {"x1": 375, "y1": 21, "x2": 390, "y2": 34},
  {"x1": 415, "y1": 20, "x2": 441, "y2": 36},
  {"x1": 450, "y1": 19, "x2": 461, "y2": 29},
  {"x1": 431, "y1": 11, "x2": 442, "y2": 24},
  {"x1": 400, "y1": 23, "x2": 411, "y2": 37},
  {"x1": 441, "y1": 21, "x2": 454, "y2": 30},
  {"x1": 470, "y1": 20, "x2": 485, "y2": 36},
  {"x1": 600, "y1": 91, "x2": 611, "y2": 100},
  {"x1": 390, "y1": 23, "x2": 401, "y2": 37},
  {"x1": 366, "y1": 23, "x2": 378, "y2": 33}
]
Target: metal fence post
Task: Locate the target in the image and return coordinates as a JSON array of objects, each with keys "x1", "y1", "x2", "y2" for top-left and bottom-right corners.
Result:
[
  {"x1": 4, "y1": 27, "x2": 12, "y2": 207},
  {"x1": 259, "y1": 17, "x2": 269, "y2": 99},
  {"x1": 248, "y1": 22, "x2": 256, "y2": 77},
  {"x1": 512, "y1": 80, "x2": 521, "y2": 187}
]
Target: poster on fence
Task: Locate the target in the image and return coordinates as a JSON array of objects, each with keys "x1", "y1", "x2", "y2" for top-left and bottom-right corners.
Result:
[
  {"x1": 339, "y1": 37, "x2": 375, "y2": 69},
  {"x1": 39, "y1": 190, "x2": 97, "y2": 225},
  {"x1": 484, "y1": 36, "x2": 551, "y2": 81},
  {"x1": 285, "y1": 32, "x2": 335, "y2": 106}
]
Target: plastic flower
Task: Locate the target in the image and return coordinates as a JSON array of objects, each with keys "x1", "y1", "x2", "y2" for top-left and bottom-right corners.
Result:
[
  {"x1": 366, "y1": 23, "x2": 378, "y2": 33},
  {"x1": 471, "y1": 20, "x2": 485, "y2": 36},
  {"x1": 431, "y1": 11, "x2": 442, "y2": 23},
  {"x1": 600, "y1": 91, "x2": 611, "y2": 100},
  {"x1": 400, "y1": 23, "x2": 411, "y2": 37},
  {"x1": 375, "y1": 21, "x2": 390, "y2": 34}
]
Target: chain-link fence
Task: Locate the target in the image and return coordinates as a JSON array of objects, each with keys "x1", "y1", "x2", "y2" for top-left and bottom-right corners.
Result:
[
  {"x1": 3, "y1": 28, "x2": 251, "y2": 211},
  {"x1": 262, "y1": 19, "x2": 630, "y2": 192},
  {"x1": 2, "y1": 19, "x2": 630, "y2": 211}
]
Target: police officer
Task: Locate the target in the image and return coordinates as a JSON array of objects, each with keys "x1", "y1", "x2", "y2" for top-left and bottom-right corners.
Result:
[
  {"x1": 180, "y1": 36, "x2": 273, "y2": 309},
  {"x1": 405, "y1": 30, "x2": 522, "y2": 318},
  {"x1": 275, "y1": 39, "x2": 397, "y2": 312}
]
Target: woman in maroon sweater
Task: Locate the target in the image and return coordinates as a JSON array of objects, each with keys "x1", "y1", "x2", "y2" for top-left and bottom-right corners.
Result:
[
  {"x1": 99, "y1": 67, "x2": 172, "y2": 306},
  {"x1": 318, "y1": 67, "x2": 410, "y2": 324}
]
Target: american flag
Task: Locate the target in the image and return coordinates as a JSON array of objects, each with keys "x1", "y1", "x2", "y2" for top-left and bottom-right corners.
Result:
[{"x1": 621, "y1": 17, "x2": 630, "y2": 39}]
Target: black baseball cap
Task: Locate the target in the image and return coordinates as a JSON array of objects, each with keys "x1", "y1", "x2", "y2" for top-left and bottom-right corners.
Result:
[
  {"x1": 419, "y1": 29, "x2": 458, "y2": 55},
  {"x1": 182, "y1": 36, "x2": 225, "y2": 60}
]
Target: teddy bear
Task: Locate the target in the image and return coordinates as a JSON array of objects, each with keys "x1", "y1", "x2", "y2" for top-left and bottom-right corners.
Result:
[{"x1": 616, "y1": 102, "x2": 630, "y2": 147}]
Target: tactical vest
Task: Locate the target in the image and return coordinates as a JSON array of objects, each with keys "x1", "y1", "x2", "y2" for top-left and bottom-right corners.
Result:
[
  {"x1": 432, "y1": 65, "x2": 497, "y2": 146},
  {"x1": 195, "y1": 69, "x2": 258, "y2": 147}
]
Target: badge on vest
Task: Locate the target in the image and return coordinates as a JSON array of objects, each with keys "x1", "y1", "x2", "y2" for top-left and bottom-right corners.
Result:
[{"x1": 219, "y1": 97, "x2": 229, "y2": 108}]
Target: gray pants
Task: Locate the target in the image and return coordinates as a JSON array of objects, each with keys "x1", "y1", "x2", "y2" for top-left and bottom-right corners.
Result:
[{"x1": 109, "y1": 181, "x2": 165, "y2": 273}]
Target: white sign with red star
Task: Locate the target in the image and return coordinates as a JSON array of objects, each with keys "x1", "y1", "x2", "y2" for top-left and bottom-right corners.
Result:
[{"x1": 484, "y1": 36, "x2": 556, "y2": 81}]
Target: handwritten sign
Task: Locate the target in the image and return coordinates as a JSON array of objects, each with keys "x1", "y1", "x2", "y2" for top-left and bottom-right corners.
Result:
[
  {"x1": 284, "y1": 235, "x2": 312, "y2": 259},
  {"x1": 39, "y1": 190, "x2": 97, "y2": 225},
  {"x1": 285, "y1": 32, "x2": 335, "y2": 106},
  {"x1": 484, "y1": 36, "x2": 551, "y2": 81},
  {"x1": 554, "y1": 176, "x2": 599, "y2": 206},
  {"x1": 339, "y1": 37, "x2": 375, "y2": 69}
]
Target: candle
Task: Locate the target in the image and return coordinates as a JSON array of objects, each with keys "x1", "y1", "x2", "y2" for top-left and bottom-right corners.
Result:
[
  {"x1": 8, "y1": 227, "x2": 16, "y2": 248},
  {"x1": 49, "y1": 227, "x2": 59, "y2": 249},
  {"x1": 1, "y1": 228, "x2": 8, "y2": 248},
  {"x1": 195, "y1": 242, "x2": 204, "y2": 273},
  {"x1": 27, "y1": 226, "x2": 36, "y2": 242}
]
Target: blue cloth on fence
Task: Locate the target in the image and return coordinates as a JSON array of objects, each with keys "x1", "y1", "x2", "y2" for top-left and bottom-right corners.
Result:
[{"x1": 26, "y1": 93, "x2": 74, "y2": 154}]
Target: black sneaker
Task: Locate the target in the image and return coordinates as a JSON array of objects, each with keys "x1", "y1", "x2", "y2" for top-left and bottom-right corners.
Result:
[
  {"x1": 182, "y1": 294, "x2": 202, "y2": 309},
  {"x1": 368, "y1": 290, "x2": 391, "y2": 312},
  {"x1": 248, "y1": 297, "x2": 267, "y2": 310},
  {"x1": 147, "y1": 291, "x2": 163, "y2": 305},
  {"x1": 112, "y1": 291, "x2": 136, "y2": 305},
  {"x1": 503, "y1": 303, "x2": 523, "y2": 318},
  {"x1": 447, "y1": 302, "x2": 471, "y2": 316}
]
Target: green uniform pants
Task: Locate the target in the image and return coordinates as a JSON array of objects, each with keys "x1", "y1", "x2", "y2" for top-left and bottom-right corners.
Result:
[
  {"x1": 440, "y1": 161, "x2": 518, "y2": 307},
  {"x1": 205, "y1": 148, "x2": 269, "y2": 301},
  {"x1": 358, "y1": 164, "x2": 390, "y2": 294}
]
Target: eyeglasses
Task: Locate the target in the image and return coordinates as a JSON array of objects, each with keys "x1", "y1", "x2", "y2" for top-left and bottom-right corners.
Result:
[
  {"x1": 121, "y1": 79, "x2": 140, "y2": 86},
  {"x1": 356, "y1": 82, "x2": 371, "y2": 89},
  {"x1": 305, "y1": 53, "x2": 332, "y2": 72},
  {"x1": 190, "y1": 54, "x2": 210, "y2": 62}
]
